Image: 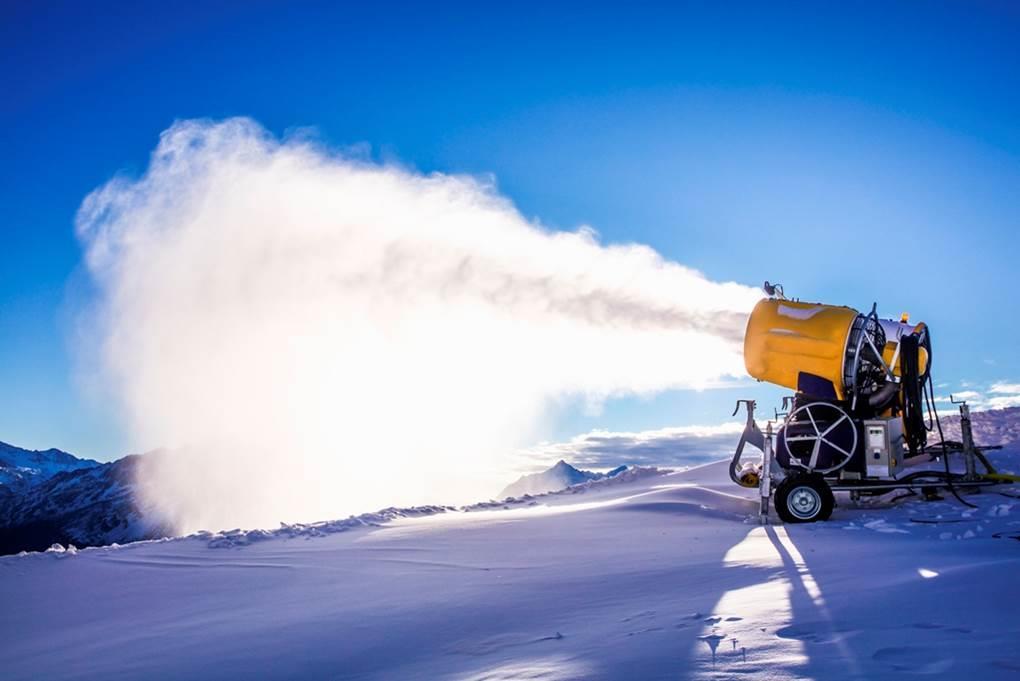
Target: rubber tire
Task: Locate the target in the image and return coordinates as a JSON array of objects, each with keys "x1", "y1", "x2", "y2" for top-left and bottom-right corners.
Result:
[{"x1": 775, "y1": 474, "x2": 835, "y2": 523}]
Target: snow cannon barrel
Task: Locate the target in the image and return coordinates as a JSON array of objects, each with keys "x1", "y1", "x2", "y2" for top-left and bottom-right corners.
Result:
[{"x1": 743, "y1": 298, "x2": 930, "y2": 407}]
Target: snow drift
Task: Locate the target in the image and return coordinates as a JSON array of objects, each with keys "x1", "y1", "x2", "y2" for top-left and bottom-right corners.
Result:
[
  {"x1": 75, "y1": 117, "x2": 760, "y2": 533},
  {"x1": 5, "y1": 447, "x2": 1020, "y2": 680}
]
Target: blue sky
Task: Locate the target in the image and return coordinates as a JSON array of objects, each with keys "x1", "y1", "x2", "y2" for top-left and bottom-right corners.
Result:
[{"x1": 2, "y1": 1, "x2": 1019, "y2": 459}]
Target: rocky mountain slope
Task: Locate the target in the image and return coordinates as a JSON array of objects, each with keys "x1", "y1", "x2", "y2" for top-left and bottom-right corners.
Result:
[{"x1": 0, "y1": 443, "x2": 169, "y2": 555}]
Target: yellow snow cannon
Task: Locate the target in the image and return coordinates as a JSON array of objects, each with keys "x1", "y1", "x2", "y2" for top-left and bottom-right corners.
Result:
[
  {"x1": 743, "y1": 298, "x2": 930, "y2": 406},
  {"x1": 728, "y1": 282, "x2": 1009, "y2": 525}
]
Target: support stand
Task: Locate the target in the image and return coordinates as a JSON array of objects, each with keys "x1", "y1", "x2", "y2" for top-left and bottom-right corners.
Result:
[
  {"x1": 951, "y1": 396, "x2": 980, "y2": 482},
  {"x1": 760, "y1": 422, "x2": 774, "y2": 524}
]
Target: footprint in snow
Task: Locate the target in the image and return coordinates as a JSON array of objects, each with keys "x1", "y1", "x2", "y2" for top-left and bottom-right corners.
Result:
[
  {"x1": 776, "y1": 622, "x2": 858, "y2": 645},
  {"x1": 447, "y1": 632, "x2": 563, "y2": 655},
  {"x1": 625, "y1": 627, "x2": 664, "y2": 637},
  {"x1": 872, "y1": 646, "x2": 954, "y2": 674},
  {"x1": 621, "y1": 610, "x2": 656, "y2": 623}
]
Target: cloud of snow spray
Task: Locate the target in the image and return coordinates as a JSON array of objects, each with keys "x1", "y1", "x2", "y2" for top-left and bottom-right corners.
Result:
[{"x1": 77, "y1": 118, "x2": 761, "y2": 533}]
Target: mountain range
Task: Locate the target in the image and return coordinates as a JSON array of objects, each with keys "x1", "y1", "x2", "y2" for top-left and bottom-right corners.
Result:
[
  {"x1": 0, "y1": 440, "x2": 629, "y2": 556},
  {"x1": 3, "y1": 405, "x2": 1019, "y2": 556},
  {"x1": 498, "y1": 460, "x2": 628, "y2": 499},
  {"x1": 0, "y1": 442, "x2": 170, "y2": 555}
]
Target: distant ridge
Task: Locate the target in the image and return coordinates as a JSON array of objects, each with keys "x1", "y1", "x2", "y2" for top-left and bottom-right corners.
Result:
[
  {"x1": 0, "y1": 442, "x2": 169, "y2": 555},
  {"x1": 498, "y1": 460, "x2": 627, "y2": 499}
]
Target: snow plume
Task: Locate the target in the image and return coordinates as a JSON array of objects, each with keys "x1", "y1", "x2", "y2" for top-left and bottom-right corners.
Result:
[{"x1": 75, "y1": 117, "x2": 761, "y2": 533}]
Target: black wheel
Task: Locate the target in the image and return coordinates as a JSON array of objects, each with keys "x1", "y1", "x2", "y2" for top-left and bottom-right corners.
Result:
[{"x1": 775, "y1": 474, "x2": 835, "y2": 523}]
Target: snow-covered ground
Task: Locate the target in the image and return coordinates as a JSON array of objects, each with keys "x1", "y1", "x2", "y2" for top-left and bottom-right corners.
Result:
[{"x1": 4, "y1": 449, "x2": 1020, "y2": 681}]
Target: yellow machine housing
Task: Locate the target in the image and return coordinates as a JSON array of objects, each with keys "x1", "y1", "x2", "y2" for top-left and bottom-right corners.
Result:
[
  {"x1": 744, "y1": 298, "x2": 928, "y2": 401},
  {"x1": 744, "y1": 299, "x2": 858, "y2": 399},
  {"x1": 879, "y1": 319, "x2": 930, "y2": 378}
]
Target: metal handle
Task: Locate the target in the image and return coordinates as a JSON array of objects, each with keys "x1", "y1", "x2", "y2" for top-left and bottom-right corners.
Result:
[{"x1": 732, "y1": 399, "x2": 756, "y2": 417}]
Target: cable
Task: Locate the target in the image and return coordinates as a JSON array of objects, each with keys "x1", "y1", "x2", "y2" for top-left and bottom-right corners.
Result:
[
  {"x1": 926, "y1": 374, "x2": 978, "y2": 509},
  {"x1": 900, "y1": 333, "x2": 927, "y2": 455},
  {"x1": 922, "y1": 371, "x2": 936, "y2": 435},
  {"x1": 897, "y1": 469, "x2": 965, "y2": 484},
  {"x1": 909, "y1": 324, "x2": 979, "y2": 505},
  {"x1": 898, "y1": 329, "x2": 975, "y2": 507}
]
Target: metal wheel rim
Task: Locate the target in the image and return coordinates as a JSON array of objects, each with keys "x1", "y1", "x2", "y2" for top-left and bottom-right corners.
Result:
[
  {"x1": 787, "y1": 485, "x2": 822, "y2": 520},
  {"x1": 783, "y1": 402, "x2": 858, "y2": 474}
]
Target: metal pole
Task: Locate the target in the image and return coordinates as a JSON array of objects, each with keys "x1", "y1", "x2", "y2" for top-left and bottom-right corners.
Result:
[
  {"x1": 960, "y1": 402, "x2": 978, "y2": 481},
  {"x1": 760, "y1": 422, "x2": 773, "y2": 524}
]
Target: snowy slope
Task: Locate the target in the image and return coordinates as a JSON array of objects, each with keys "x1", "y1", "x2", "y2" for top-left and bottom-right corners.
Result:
[
  {"x1": 2, "y1": 406, "x2": 1015, "y2": 558},
  {"x1": 3, "y1": 447, "x2": 1020, "y2": 680}
]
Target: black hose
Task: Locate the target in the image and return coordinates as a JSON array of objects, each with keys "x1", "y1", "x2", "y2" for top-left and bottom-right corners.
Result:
[
  {"x1": 902, "y1": 333, "x2": 976, "y2": 508},
  {"x1": 900, "y1": 333, "x2": 927, "y2": 455},
  {"x1": 922, "y1": 371, "x2": 936, "y2": 435},
  {"x1": 897, "y1": 469, "x2": 965, "y2": 484},
  {"x1": 926, "y1": 375, "x2": 978, "y2": 509}
]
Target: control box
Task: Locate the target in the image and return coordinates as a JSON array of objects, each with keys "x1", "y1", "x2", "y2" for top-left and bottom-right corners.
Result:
[{"x1": 862, "y1": 418, "x2": 904, "y2": 479}]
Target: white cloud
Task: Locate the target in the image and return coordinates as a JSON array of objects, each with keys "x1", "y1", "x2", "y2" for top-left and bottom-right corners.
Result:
[
  {"x1": 76, "y1": 118, "x2": 761, "y2": 533},
  {"x1": 987, "y1": 395, "x2": 1020, "y2": 410},
  {"x1": 929, "y1": 380, "x2": 1020, "y2": 415},
  {"x1": 516, "y1": 423, "x2": 743, "y2": 472}
]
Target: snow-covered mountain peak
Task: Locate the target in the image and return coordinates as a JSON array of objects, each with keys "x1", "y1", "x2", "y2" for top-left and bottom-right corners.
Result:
[
  {"x1": 498, "y1": 459, "x2": 628, "y2": 499},
  {"x1": 0, "y1": 441, "x2": 100, "y2": 488}
]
